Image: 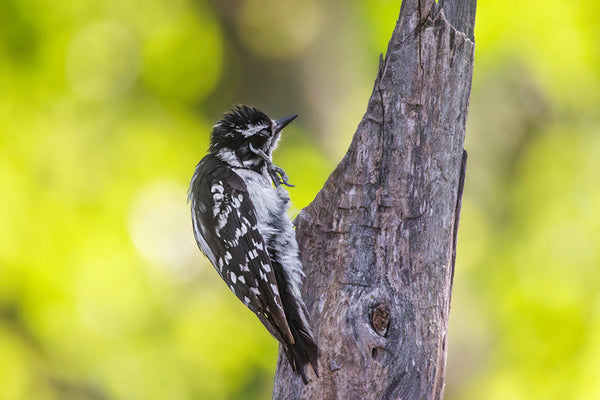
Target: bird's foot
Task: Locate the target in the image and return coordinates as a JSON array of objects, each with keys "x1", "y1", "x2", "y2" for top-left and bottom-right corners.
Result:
[{"x1": 268, "y1": 164, "x2": 294, "y2": 187}]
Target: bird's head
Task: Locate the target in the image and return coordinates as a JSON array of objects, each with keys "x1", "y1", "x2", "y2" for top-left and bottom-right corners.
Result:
[{"x1": 210, "y1": 105, "x2": 297, "y2": 168}]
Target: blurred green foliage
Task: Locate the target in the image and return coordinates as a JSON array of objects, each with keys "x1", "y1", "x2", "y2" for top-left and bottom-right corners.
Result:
[{"x1": 0, "y1": 0, "x2": 599, "y2": 399}]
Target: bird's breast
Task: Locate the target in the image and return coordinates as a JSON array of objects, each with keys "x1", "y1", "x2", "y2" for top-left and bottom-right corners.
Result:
[{"x1": 233, "y1": 168, "x2": 290, "y2": 241}]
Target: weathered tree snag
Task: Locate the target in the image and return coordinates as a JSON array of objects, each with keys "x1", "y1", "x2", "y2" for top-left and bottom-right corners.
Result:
[{"x1": 273, "y1": 0, "x2": 476, "y2": 399}]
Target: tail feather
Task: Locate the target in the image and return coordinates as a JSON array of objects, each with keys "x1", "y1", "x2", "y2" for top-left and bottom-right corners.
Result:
[
  {"x1": 270, "y1": 257, "x2": 319, "y2": 384},
  {"x1": 284, "y1": 317, "x2": 319, "y2": 384}
]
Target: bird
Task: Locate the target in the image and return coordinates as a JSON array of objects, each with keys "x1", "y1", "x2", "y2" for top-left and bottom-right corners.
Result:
[{"x1": 188, "y1": 105, "x2": 318, "y2": 383}]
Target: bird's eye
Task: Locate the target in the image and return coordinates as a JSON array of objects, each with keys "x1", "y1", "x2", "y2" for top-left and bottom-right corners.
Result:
[{"x1": 259, "y1": 129, "x2": 269, "y2": 137}]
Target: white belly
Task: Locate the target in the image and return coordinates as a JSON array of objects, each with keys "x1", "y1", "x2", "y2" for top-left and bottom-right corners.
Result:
[{"x1": 233, "y1": 168, "x2": 290, "y2": 242}]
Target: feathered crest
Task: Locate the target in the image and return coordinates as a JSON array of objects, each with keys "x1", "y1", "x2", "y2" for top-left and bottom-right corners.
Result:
[{"x1": 209, "y1": 105, "x2": 271, "y2": 153}]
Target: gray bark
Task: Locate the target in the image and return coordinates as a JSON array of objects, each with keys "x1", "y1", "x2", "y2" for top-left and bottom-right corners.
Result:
[{"x1": 273, "y1": 0, "x2": 476, "y2": 398}]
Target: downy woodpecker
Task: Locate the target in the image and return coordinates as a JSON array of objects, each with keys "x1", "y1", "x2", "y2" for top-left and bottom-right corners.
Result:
[{"x1": 188, "y1": 105, "x2": 318, "y2": 383}]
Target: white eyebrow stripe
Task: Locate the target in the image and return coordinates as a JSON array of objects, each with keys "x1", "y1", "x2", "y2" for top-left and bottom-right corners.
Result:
[{"x1": 238, "y1": 124, "x2": 268, "y2": 137}]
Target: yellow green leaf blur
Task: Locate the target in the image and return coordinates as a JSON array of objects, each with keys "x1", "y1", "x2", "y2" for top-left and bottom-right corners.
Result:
[{"x1": 0, "y1": 0, "x2": 599, "y2": 399}]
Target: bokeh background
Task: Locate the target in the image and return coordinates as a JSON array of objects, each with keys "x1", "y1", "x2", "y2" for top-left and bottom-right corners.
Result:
[{"x1": 1, "y1": 0, "x2": 599, "y2": 398}]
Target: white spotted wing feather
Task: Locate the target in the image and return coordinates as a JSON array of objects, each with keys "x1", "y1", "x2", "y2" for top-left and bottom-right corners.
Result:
[{"x1": 189, "y1": 156, "x2": 294, "y2": 345}]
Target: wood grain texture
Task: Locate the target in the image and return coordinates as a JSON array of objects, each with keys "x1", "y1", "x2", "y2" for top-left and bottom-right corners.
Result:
[{"x1": 273, "y1": 1, "x2": 476, "y2": 398}]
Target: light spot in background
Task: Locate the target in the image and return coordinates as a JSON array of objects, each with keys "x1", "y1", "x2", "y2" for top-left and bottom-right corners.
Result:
[
  {"x1": 237, "y1": 0, "x2": 323, "y2": 59},
  {"x1": 65, "y1": 21, "x2": 140, "y2": 101},
  {"x1": 117, "y1": 0, "x2": 187, "y2": 36},
  {"x1": 75, "y1": 255, "x2": 149, "y2": 338},
  {"x1": 128, "y1": 180, "x2": 202, "y2": 281}
]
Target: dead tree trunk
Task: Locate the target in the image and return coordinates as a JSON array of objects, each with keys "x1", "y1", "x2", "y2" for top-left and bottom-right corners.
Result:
[{"x1": 273, "y1": 0, "x2": 476, "y2": 398}]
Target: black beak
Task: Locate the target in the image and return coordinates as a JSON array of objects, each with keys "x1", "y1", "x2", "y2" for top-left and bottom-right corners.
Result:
[{"x1": 274, "y1": 114, "x2": 298, "y2": 134}]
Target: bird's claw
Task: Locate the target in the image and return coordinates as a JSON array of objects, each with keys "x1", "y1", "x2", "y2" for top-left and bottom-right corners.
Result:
[{"x1": 268, "y1": 165, "x2": 294, "y2": 187}]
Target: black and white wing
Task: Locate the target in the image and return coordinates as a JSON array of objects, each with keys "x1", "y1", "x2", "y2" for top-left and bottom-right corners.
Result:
[{"x1": 188, "y1": 155, "x2": 294, "y2": 345}]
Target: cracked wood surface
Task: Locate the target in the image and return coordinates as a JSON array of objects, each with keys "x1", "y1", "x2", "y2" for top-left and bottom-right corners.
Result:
[{"x1": 272, "y1": 1, "x2": 476, "y2": 399}]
